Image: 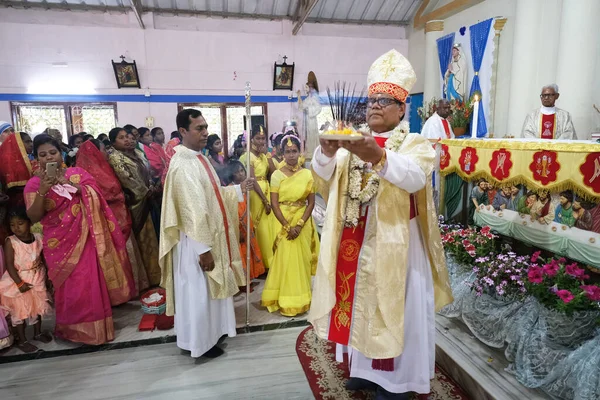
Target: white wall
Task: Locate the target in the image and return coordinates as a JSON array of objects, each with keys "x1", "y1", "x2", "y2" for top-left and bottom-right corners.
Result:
[
  {"x1": 0, "y1": 8, "x2": 408, "y2": 135},
  {"x1": 408, "y1": 0, "x2": 517, "y2": 136}
]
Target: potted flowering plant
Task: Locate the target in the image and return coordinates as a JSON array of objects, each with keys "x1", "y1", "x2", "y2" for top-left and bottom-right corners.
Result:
[
  {"x1": 448, "y1": 98, "x2": 472, "y2": 136},
  {"x1": 417, "y1": 97, "x2": 438, "y2": 124},
  {"x1": 440, "y1": 225, "x2": 497, "y2": 266},
  {"x1": 525, "y1": 251, "x2": 600, "y2": 346},
  {"x1": 471, "y1": 251, "x2": 529, "y2": 300}
]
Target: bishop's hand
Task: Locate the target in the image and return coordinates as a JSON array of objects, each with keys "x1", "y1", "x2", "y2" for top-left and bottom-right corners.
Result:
[
  {"x1": 339, "y1": 131, "x2": 384, "y2": 165},
  {"x1": 319, "y1": 137, "x2": 340, "y2": 158}
]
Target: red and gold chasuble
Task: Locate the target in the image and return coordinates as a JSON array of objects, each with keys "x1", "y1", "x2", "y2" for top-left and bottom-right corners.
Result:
[
  {"x1": 540, "y1": 113, "x2": 556, "y2": 140},
  {"x1": 328, "y1": 135, "x2": 416, "y2": 371}
]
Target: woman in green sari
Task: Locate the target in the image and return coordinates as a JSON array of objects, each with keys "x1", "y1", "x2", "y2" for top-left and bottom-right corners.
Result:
[{"x1": 108, "y1": 128, "x2": 161, "y2": 286}]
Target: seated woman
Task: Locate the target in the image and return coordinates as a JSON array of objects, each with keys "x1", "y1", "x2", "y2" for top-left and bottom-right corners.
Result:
[
  {"x1": 262, "y1": 135, "x2": 319, "y2": 316},
  {"x1": 108, "y1": 128, "x2": 161, "y2": 287},
  {"x1": 77, "y1": 139, "x2": 149, "y2": 295},
  {"x1": 24, "y1": 134, "x2": 135, "y2": 345},
  {"x1": 240, "y1": 125, "x2": 276, "y2": 269}
]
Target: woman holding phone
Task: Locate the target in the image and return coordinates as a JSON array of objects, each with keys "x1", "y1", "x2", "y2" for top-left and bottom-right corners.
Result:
[{"x1": 24, "y1": 134, "x2": 136, "y2": 345}]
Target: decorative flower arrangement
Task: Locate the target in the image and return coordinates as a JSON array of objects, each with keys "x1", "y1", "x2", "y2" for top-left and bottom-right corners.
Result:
[
  {"x1": 448, "y1": 98, "x2": 472, "y2": 129},
  {"x1": 440, "y1": 224, "x2": 497, "y2": 265},
  {"x1": 417, "y1": 97, "x2": 439, "y2": 123},
  {"x1": 526, "y1": 251, "x2": 600, "y2": 315},
  {"x1": 470, "y1": 251, "x2": 529, "y2": 299}
]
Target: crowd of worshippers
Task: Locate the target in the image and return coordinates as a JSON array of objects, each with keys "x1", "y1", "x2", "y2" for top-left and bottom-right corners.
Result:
[{"x1": 0, "y1": 118, "x2": 318, "y2": 353}]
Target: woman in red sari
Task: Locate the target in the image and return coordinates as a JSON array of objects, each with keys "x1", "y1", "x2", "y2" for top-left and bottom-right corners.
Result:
[
  {"x1": 76, "y1": 140, "x2": 149, "y2": 295},
  {"x1": 0, "y1": 132, "x2": 34, "y2": 209},
  {"x1": 140, "y1": 127, "x2": 168, "y2": 182},
  {"x1": 25, "y1": 134, "x2": 135, "y2": 345}
]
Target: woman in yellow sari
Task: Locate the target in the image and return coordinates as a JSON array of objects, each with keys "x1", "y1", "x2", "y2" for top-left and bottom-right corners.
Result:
[
  {"x1": 262, "y1": 135, "x2": 319, "y2": 316},
  {"x1": 107, "y1": 128, "x2": 161, "y2": 286},
  {"x1": 240, "y1": 125, "x2": 276, "y2": 269}
]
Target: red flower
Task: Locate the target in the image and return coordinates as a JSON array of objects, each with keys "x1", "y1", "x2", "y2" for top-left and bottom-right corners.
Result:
[
  {"x1": 531, "y1": 251, "x2": 541, "y2": 263},
  {"x1": 543, "y1": 263, "x2": 560, "y2": 277},
  {"x1": 556, "y1": 289, "x2": 574, "y2": 304},
  {"x1": 580, "y1": 285, "x2": 600, "y2": 301},
  {"x1": 527, "y1": 266, "x2": 544, "y2": 284},
  {"x1": 481, "y1": 226, "x2": 491, "y2": 235},
  {"x1": 565, "y1": 263, "x2": 586, "y2": 279}
]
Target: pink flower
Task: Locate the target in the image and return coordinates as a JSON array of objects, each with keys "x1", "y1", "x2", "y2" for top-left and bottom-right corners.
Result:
[
  {"x1": 556, "y1": 289, "x2": 574, "y2": 303},
  {"x1": 565, "y1": 263, "x2": 586, "y2": 279},
  {"x1": 580, "y1": 285, "x2": 600, "y2": 301},
  {"x1": 543, "y1": 262, "x2": 560, "y2": 277},
  {"x1": 527, "y1": 266, "x2": 544, "y2": 284},
  {"x1": 558, "y1": 258, "x2": 566, "y2": 264},
  {"x1": 531, "y1": 251, "x2": 542, "y2": 263}
]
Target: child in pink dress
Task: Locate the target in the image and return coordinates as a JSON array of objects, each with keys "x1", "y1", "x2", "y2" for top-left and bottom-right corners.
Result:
[{"x1": 0, "y1": 207, "x2": 52, "y2": 353}]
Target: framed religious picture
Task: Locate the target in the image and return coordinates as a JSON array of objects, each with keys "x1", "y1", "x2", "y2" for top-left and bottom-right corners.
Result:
[
  {"x1": 112, "y1": 57, "x2": 141, "y2": 89},
  {"x1": 273, "y1": 62, "x2": 295, "y2": 90}
]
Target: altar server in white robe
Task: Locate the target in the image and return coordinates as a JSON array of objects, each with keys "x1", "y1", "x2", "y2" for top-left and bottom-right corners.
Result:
[
  {"x1": 310, "y1": 49, "x2": 453, "y2": 399},
  {"x1": 522, "y1": 84, "x2": 576, "y2": 140},
  {"x1": 159, "y1": 108, "x2": 250, "y2": 359}
]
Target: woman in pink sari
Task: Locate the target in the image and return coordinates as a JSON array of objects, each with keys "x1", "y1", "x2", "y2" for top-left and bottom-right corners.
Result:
[{"x1": 24, "y1": 134, "x2": 135, "y2": 345}]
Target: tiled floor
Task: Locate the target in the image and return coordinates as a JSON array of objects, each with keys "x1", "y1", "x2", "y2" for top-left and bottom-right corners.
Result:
[
  {"x1": 1, "y1": 278, "x2": 307, "y2": 361},
  {"x1": 0, "y1": 327, "x2": 313, "y2": 400}
]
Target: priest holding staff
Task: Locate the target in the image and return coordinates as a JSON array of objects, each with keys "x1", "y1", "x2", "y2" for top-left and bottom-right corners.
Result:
[{"x1": 309, "y1": 50, "x2": 453, "y2": 399}]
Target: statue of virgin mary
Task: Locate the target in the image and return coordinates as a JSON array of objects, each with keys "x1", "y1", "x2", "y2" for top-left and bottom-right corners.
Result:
[{"x1": 444, "y1": 44, "x2": 468, "y2": 102}]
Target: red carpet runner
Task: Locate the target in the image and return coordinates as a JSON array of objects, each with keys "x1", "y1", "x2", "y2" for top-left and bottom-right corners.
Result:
[{"x1": 295, "y1": 327, "x2": 469, "y2": 400}]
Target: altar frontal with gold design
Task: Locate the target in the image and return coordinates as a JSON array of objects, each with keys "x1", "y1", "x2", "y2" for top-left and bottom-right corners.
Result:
[{"x1": 439, "y1": 139, "x2": 600, "y2": 200}]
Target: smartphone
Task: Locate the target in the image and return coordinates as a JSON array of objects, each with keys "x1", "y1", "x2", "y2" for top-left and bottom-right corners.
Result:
[{"x1": 46, "y1": 162, "x2": 58, "y2": 178}]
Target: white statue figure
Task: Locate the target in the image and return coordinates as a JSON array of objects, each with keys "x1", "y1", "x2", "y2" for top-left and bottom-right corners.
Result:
[
  {"x1": 298, "y1": 71, "x2": 322, "y2": 158},
  {"x1": 444, "y1": 43, "x2": 468, "y2": 102}
]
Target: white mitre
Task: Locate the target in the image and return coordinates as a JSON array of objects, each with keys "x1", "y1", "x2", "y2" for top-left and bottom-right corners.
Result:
[{"x1": 367, "y1": 49, "x2": 416, "y2": 103}]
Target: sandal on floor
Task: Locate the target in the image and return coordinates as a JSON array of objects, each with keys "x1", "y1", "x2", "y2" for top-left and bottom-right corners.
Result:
[
  {"x1": 33, "y1": 332, "x2": 53, "y2": 343},
  {"x1": 17, "y1": 341, "x2": 39, "y2": 354}
]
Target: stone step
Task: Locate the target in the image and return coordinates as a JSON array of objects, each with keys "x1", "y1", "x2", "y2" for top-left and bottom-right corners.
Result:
[{"x1": 435, "y1": 315, "x2": 552, "y2": 400}]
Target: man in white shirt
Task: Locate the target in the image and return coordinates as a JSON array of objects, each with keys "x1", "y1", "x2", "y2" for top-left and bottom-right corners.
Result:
[
  {"x1": 422, "y1": 99, "x2": 454, "y2": 141},
  {"x1": 522, "y1": 84, "x2": 576, "y2": 139}
]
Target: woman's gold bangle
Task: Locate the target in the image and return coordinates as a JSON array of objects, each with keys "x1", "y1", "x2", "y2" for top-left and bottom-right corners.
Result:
[
  {"x1": 283, "y1": 224, "x2": 291, "y2": 233},
  {"x1": 296, "y1": 219, "x2": 305, "y2": 227}
]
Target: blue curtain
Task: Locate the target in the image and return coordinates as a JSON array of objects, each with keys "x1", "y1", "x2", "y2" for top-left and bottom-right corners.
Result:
[
  {"x1": 436, "y1": 33, "x2": 455, "y2": 99},
  {"x1": 469, "y1": 18, "x2": 492, "y2": 138}
]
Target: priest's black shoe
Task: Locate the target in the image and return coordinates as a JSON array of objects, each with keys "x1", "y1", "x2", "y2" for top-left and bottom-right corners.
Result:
[
  {"x1": 375, "y1": 386, "x2": 411, "y2": 400},
  {"x1": 345, "y1": 377, "x2": 377, "y2": 391},
  {"x1": 202, "y1": 345, "x2": 225, "y2": 358}
]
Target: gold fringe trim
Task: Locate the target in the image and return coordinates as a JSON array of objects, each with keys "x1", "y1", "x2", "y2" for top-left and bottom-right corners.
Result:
[{"x1": 441, "y1": 139, "x2": 600, "y2": 153}]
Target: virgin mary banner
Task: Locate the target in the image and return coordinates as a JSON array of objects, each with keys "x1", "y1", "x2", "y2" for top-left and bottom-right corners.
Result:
[{"x1": 437, "y1": 18, "x2": 496, "y2": 137}]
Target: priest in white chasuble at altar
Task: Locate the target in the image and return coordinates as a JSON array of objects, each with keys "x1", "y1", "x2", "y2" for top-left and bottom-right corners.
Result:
[
  {"x1": 309, "y1": 49, "x2": 453, "y2": 399},
  {"x1": 522, "y1": 84, "x2": 576, "y2": 140},
  {"x1": 421, "y1": 99, "x2": 454, "y2": 140},
  {"x1": 159, "y1": 109, "x2": 249, "y2": 359}
]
